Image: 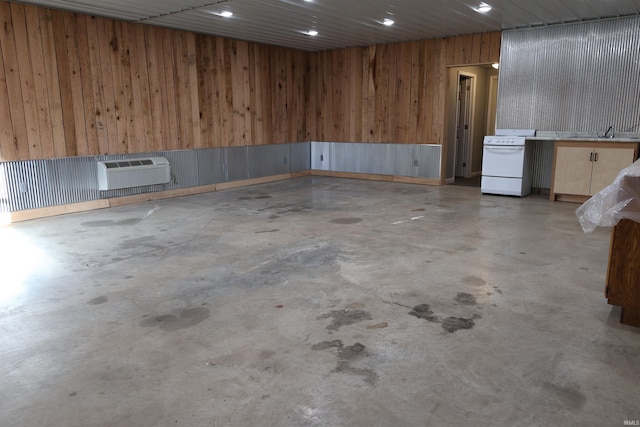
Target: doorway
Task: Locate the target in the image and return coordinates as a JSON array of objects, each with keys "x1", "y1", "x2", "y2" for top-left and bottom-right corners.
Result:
[
  {"x1": 445, "y1": 65, "x2": 499, "y2": 184},
  {"x1": 455, "y1": 75, "x2": 474, "y2": 178}
]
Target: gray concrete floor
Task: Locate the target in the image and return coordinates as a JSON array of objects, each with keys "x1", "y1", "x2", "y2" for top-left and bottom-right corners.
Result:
[{"x1": 1, "y1": 176, "x2": 639, "y2": 427}]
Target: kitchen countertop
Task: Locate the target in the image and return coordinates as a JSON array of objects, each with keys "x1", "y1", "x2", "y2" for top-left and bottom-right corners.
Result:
[
  {"x1": 526, "y1": 136, "x2": 640, "y2": 142},
  {"x1": 526, "y1": 131, "x2": 640, "y2": 142}
]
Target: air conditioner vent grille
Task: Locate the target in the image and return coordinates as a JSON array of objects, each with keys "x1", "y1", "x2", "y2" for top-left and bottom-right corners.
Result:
[{"x1": 97, "y1": 157, "x2": 170, "y2": 190}]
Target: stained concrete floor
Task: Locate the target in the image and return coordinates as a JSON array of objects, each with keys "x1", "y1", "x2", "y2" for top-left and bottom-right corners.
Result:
[{"x1": 1, "y1": 176, "x2": 639, "y2": 427}]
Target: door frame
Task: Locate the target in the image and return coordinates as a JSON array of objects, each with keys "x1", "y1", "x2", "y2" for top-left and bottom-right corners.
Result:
[{"x1": 453, "y1": 71, "x2": 476, "y2": 179}]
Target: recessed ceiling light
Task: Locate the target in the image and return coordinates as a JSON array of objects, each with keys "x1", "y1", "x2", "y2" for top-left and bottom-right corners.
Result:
[
  {"x1": 475, "y1": 2, "x2": 492, "y2": 13},
  {"x1": 303, "y1": 29, "x2": 318, "y2": 36},
  {"x1": 382, "y1": 18, "x2": 395, "y2": 26},
  {"x1": 207, "y1": 10, "x2": 233, "y2": 17}
]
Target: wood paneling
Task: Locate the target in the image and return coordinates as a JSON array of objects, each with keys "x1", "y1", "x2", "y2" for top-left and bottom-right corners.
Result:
[
  {"x1": 307, "y1": 33, "x2": 501, "y2": 145},
  {"x1": 0, "y1": 0, "x2": 308, "y2": 161},
  {"x1": 0, "y1": 0, "x2": 500, "y2": 161}
]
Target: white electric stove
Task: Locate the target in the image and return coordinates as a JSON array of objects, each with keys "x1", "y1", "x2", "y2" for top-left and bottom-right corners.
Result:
[{"x1": 481, "y1": 129, "x2": 536, "y2": 197}]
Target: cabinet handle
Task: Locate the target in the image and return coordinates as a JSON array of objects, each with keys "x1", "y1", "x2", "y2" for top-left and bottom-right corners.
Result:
[
  {"x1": 594, "y1": 152, "x2": 599, "y2": 162},
  {"x1": 590, "y1": 152, "x2": 594, "y2": 161}
]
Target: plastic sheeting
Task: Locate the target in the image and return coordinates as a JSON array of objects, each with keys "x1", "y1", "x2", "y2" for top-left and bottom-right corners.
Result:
[{"x1": 576, "y1": 158, "x2": 640, "y2": 233}]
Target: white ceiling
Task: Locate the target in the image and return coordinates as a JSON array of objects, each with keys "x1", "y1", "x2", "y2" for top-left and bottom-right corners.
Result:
[{"x1": 12, "y1": 0, "x2": 640, "y2": 51}]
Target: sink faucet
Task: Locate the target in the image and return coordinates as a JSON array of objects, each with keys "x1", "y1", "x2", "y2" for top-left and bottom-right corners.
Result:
[{"x1": 603, "y1": 126, "x2": 614, "y2": 138}]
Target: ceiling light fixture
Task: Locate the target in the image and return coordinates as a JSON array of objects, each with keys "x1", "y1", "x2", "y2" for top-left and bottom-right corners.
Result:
[
  {"x1": 475, "y1": 2, "x2": 492, "y2": 13},
  {"x1": 491, "y1": 63, "x2": 499, "y2": 69},
  {"x1": 303, "y1": 29, "x2": 318, "y2": 36},
  {"x1": 382, "y1": 18, "x2": 395, "y2": 26},
  {"x1": 207, "y1": 10, "x2": 233, "y2": 17}
]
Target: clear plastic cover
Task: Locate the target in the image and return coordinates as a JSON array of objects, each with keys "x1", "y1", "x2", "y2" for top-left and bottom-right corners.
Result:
[{"x1": 576, "y1": 159, "x2": 640, "y2": 233}]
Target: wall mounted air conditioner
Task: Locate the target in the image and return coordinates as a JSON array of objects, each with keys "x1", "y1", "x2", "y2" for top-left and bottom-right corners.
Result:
[{"x1": 97, "y1": 157, "x2": 170, "y2": 191}]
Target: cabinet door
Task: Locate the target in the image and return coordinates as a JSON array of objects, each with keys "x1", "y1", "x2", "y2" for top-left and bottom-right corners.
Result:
[
  {"x1": 607, "y1": 219, "x2": 640, "y2": 308},
  {"x1": 553, "y1": 146, "x2": 593, "y2": 196},
  {"x1": 590, "y1": 147, "x2": 636, "y2": 195}
]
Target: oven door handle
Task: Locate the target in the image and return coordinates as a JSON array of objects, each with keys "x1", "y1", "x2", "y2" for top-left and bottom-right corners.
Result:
[{"x1": 484, "y1": 146, "x2": 524, "y2": 152}]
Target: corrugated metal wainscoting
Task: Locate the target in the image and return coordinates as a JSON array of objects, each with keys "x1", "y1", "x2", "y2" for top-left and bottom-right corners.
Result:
[
  {"x1": 0, "y1": 141, "x2": 439, "y2": 214},
  {"x1": 0, "y1": 143, "x2": 311, "y2": 213},
  {"x1": 310, "y1": 142, "x2": 441, "y2": 179}
]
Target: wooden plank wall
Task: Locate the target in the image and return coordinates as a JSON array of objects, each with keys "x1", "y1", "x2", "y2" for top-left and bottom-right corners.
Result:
[
  {"x1": 0, "y1": 0, "x2": 306, "y2": 161},
  {"x1": 0, "y1": 0, "x2": 499, "y2": 162},
  {"x1": 306, "y1": 32, "x2": 501, "y2": 144}
]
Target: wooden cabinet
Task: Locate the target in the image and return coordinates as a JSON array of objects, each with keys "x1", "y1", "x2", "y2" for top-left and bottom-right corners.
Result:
[
  {"x1": 550, "y1": 141, "x2": 638, "y2": 202},
  {"x1": 606, "y1": 219, "x2": 640, "y2": 327}
]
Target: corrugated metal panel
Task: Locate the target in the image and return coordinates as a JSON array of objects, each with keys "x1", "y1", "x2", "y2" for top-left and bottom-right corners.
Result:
[
  {"x1": 395, "y1": 145, "x2": 416, "y2": 177},
  {"x1": 498, "y1": 16, "x2": 640, "y2": 134},
  {"x1": 161, "y1": 150, "x2": 199, "y2": 188},
  {"x1": 0, "y1": 160, "x2": 51, "y2": 211},
  {"x1": 228, "y1": 146, "x2": 249, "y2": 181},
  {"x1": 310, "y1": 142, "x2": 441, "y2": 178},
  {"x1": 290, "y1": 142, "x2": 311, "y2": 172},
  {"x1": 531, "y1": 140, "x2": 555, "y2": 189},
  {"x1": 20, "y1": 0, "x2": 640, "y2": 51},
  {"x1": 197, "y1": 148, "x2": 227, "y2": 185},
  {"x1": 47, "y1": 157, "x2": 99, "y2": 206},
  {"x1": 248, "y1": 144, "x2": 290, "y2": 178},
  {"x1": 415, "y1": 145, "x2": 441, "y2": 179},
  {"x1": 311, "y1": 141, "x2": 331, "y2": 171}
]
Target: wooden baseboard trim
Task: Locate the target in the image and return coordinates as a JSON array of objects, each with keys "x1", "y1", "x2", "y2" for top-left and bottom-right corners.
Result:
[
  {"x1": 7, "y1": 200, "x2": 110, "y2": 223},
  {"x1": 310, "y1": 170, "x2": 441, "y2": 186},
  {"x1": 5, "y1": 169, "x2": 440, "y2": 223},
  {"x1": 6, "y1": 172, "x2": 312, "y2": 223},
  {"x1": 214, "y1": 172, "x2": 307, "y2": 191},
  {"x1": 554, "y1": 194, "x2": 589, "y2": 204}
]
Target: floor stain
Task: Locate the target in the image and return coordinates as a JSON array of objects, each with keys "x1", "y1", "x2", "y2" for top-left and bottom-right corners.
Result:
[
  {"x1": 345, "y1": 302, "x2": 365, "y2": 309},
  {"x1": 119, "y1": 236, "x2": 158, "y2": 250},
  {"x1": 543, "y1": 381, "x2": 587, "y2": 409},
  {"x1": 255, "y1": 229, "x2": 279, "y2": 234},
  {"x1": 140, "y1": 307, "x2": 210, "y2": 332},
  {"x1": 411, "y1": 208, "x2": 426, "y2": 212},
  {"x1": 312, "y1": 340, "x2": 378, "y2": 386},
  {"x1": 462, "y1": 276, "x2": 487, "y2": 286},
  {"x1": 441, "y1": 317, "x2": 475, "y2": 333},
  {"x1": 409, "y1": 304, "x2": 439, "y2": 322},
  {"x1": 317, "y1": 309, "x2": 373, "y2": 331},
  {"x1": 329, "y1": 217, "x2": 362, "y2": 225},
  {"x1": 254, "y1": 195, "x2": 272, "y2": 199},
  {"x1": 493, "y1": 286, "x2": 503, "y2": 294},
  {"x1": 268, "y1": 215, "x2": 280, "y2": 220},
  {"x1": 87, "y1": 296, "x2": 108, "y2": 305},
  {"x1": 312, "y1": 340, "x2": 343, "y2": 351},
  {"x1": 409, "y1": 304, "x2": 477, "y2": 334},
  {"x1": 82, "y1": 218, "x2": 142, "y2": 227},
  {"x1": 366, "y1": 322, "x2": 388, "y2": 329},
  {"x1": 454, "y1": 292, "x2": 477, "y2": 306}
]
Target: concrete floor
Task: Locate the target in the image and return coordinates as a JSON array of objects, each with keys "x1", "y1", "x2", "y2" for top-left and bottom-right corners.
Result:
[{"x1": 1, "y1": 176, "x2": 639, "y2": 426}]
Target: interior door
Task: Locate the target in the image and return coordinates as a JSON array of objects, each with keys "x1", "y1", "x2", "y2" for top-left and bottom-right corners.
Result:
[{"x1": 455, "y1": 77, "x2": 472, "y2": 177}]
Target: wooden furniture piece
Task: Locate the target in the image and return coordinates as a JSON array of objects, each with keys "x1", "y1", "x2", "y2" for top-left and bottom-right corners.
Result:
[
  {"x1": 550, "y1": 141, "x2": 638, "y2": 202},
  {"x1": 606, "y1": 218, "x2": 640, "y2": 327}
]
